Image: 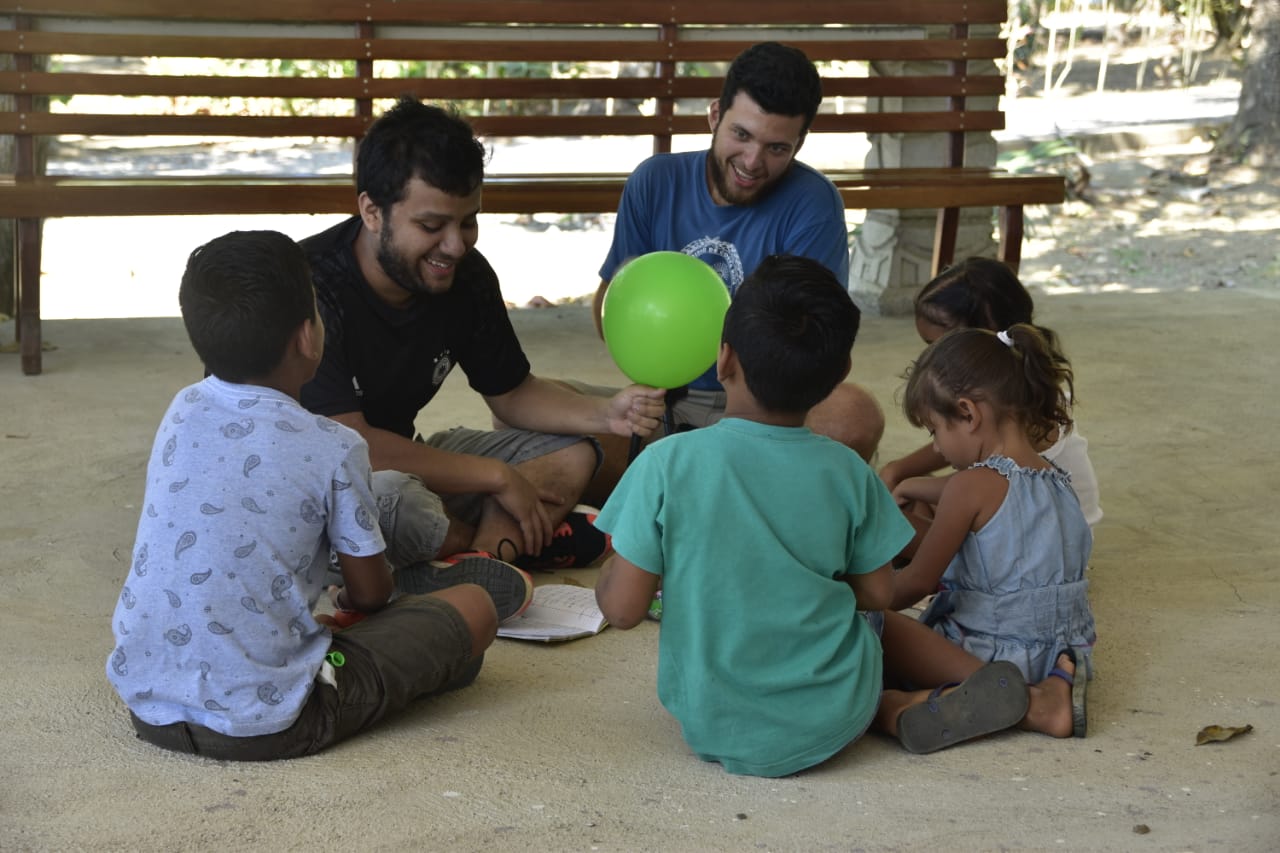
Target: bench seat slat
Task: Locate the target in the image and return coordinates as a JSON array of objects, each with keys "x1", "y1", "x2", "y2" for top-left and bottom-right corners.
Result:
[{"x1": 0, "y1": 171, "x2": 1065, "y2": 218}]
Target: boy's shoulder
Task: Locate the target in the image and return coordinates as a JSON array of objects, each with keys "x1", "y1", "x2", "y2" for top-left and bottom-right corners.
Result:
[{"x1": 161, "y1": 378, "x2": 364, "y2": 449}]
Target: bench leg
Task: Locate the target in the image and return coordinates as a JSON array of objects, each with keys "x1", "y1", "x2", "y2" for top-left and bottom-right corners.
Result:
[
  {"x1": 18, "y1": 217, "x2": 43, "y2": 375},
  {"x1": 997, "y1": 205, "x2": 1024, "y2": 274},
  {"x1": 932, "y1": 207, "x2": 960, "y2": 277}
]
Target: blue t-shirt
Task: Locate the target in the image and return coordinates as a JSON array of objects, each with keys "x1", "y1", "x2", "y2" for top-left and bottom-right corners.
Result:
[
  {"x1": 600, "y1": 151, "x2": 849, "y2": 390},
  {"x1": 106, "y1": 377, "x2": 385, "y2": 738},
  {"x1": 594, "y1": 418, "x2": 913, "y2": 777}
]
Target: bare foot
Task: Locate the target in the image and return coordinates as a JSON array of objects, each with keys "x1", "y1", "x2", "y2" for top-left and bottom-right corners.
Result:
[{"x1": 1021, "y1": 651, "x2": 1075, "y2": 738}]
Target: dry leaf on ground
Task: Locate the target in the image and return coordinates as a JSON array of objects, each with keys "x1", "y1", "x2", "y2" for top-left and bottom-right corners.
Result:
[{"x1": 1195, "y1": 723, "x2": 1253, "y2": 745}]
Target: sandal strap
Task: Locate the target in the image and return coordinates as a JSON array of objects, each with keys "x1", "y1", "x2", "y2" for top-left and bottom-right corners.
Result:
[{"x1": 928, "y1": 681, "x2": 961, "y2": 700}]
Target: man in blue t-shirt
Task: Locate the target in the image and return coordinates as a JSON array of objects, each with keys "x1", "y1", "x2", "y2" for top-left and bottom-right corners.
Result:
[{"x1": 576, "y1": 42, "x2": 885, "y2": 502}]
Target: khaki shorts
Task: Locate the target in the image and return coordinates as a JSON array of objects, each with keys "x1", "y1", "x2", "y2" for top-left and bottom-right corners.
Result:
[{"x1": 371, "y1": 427, "x2": 601, "y2": 569}]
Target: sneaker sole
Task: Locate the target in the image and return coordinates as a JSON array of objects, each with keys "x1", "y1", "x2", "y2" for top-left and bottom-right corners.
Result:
[{"x1": 395, "y1": 556, "x2": 534, "y2": 622}]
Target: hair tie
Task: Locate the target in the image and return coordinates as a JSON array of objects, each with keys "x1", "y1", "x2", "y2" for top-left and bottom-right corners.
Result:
[{"x1": 996, "y1": 329, "x2": 1015, "y2": 348}]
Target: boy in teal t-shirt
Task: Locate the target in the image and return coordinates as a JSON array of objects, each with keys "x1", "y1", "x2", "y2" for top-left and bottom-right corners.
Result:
[{"x1": 594, "y1": 255, "x2": 1037, "y2": 775}]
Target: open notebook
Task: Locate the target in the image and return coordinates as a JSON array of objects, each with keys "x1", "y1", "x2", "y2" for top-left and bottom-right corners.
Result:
[{"x1": 497, "y1": 583, "x2": 608, "y2": 643}]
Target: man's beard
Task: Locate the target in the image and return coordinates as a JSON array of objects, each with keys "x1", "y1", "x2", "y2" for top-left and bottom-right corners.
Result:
[
  {"x1": 376, "y1": 223, "x2": 434, "y2": 296},
  {"x1": 707, "y1": 142, "x2": 784, "y2": 207}
]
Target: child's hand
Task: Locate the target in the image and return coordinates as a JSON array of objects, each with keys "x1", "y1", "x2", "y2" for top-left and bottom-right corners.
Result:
[
  {"x1": 890, "y1": 479, "x2": 916, "y2": 506},
  {"x1": 880, "y1": 444, "x2": 947, "y2": 490},
  {"x1": 319, "y1": 585, "x2": 368, "y2": 629},
  {"x1": 894, "y1": 475, "x2": 946, "y2": 508},
  {"x1": 311, "y1": 587, "x2": 348, "y2": 629}
]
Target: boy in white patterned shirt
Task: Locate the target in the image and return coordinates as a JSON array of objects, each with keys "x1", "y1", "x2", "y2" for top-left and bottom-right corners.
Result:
[{"x1": 107, "y1": 229, "x2": 531, "y2": 760}]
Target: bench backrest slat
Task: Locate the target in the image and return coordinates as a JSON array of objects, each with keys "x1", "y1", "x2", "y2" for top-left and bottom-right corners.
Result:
[
  {"x1": 0, "y1": 72, "x2": 1007, "y2": 102},
  {"x1": 21, "y1": 0, "x2": 1009, "y2": 27},
  {"x1": 0, "y1": 31, "x2": 1008, "y2": 65},
  {"x1": 2, "y1": 2, "x2": 1011, "y2": 179}
]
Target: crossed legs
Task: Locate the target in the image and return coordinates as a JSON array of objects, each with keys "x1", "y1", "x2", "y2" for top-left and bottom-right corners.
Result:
[
  {"x1": 465, "y1": 438, "x2": 597, "y2": 558},
  {"x1": 875, "y1": 609, "x2": 1077, "y2": 741}
]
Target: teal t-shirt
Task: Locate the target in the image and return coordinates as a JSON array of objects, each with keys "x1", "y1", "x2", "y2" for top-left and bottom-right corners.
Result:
[{"x1": 595, "y1": 419, "x2": 913, "y2": 777}]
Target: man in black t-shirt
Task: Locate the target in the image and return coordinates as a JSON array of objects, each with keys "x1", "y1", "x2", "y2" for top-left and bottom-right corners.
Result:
[{"x1": 300, "y1": 98, "x2": 664, "y2": 579}]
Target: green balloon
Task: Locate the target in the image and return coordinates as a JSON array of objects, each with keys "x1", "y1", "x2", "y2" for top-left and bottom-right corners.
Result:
[{"x1": 602, "y1": 251, "x2": 731, "y2": 388}]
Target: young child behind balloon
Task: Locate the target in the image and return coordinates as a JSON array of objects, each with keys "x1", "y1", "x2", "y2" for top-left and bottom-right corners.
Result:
[
  {"x1": 592, "y1": 255, "x2": 1054, "y2": 775},
  {"x1": 879, "y1": 257, "x2": 1101, "y2": 529}
]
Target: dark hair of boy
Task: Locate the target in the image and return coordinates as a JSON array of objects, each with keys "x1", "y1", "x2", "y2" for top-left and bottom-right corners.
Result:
[
  {"x1": 914, "y1": 257, "x2": 1069, "y2": 366},
  {"x1": 904, "y1": 324, "x2": 1075, "y2": 446},
  {"x1": 718, "y1": 41, "x2": 824, "y2": 134},
  {"x1": 355, "y1": 97, "x2": 488, "y2": 212},
  {"x1": 179, "y1": 230, "x2": 315, "y2": 384},
  {"x1": 723, "y1": 254, "x2": 859, "y2": 414}
]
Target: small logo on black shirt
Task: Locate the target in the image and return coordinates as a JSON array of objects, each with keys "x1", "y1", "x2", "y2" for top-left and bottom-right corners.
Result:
[{"x1": 432, "y1": 353, "x2": 453, "y2": 387}]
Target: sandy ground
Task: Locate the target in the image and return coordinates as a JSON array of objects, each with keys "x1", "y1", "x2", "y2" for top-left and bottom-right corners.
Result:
[
  {"x1": 2, "y1": 55, "x2": 1279, "y2": 851},
  {"x1": 3, "y1": 283, "x2": 1278, "y2": 851}
]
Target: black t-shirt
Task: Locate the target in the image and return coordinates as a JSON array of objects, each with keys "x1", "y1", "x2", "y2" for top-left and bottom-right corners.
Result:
[{"x1": 299, "y1": 216, "x2": 531, "y2": 438}]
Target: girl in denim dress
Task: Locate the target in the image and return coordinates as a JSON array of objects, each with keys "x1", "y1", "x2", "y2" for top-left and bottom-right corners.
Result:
[{"x1": 882, "y1": 323, "x2": 1095, "y2": 741}]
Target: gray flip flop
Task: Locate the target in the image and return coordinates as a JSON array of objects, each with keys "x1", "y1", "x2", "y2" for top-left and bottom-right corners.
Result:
[
  {"x1": 898, "y1": 660, "x2": 1030, "y2": 754},
  {"x1": 1047, "y1": 648, "x2": 1088, "y2": 738}
]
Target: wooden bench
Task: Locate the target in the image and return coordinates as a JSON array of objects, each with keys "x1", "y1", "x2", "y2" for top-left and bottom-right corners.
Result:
[{"x1": 0, "y1": 0, "x2": 1065, "y2": 374}]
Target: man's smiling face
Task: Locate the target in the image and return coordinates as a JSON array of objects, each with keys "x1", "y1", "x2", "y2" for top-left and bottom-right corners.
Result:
[
  {"x1": 705, "y1": 91, "x2": 806, "y2": 207},
  {"x1": 374, "y1": 177, "x2": 481, "y2": 297}
]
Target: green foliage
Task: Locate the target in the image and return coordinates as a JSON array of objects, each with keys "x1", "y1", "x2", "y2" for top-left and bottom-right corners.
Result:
[
  {"x1": 999, "y1": 137, "x2": 1092, "y2": 203},
  {"x1": 265, "y1": 58, "x2": 357, "y2": 77},
  {"x1": 997, "y1": 137, "x2": 1084, "y2": 173},
  {"x1": 1112, "y1": 245, "x2": 1144, "y2": 272}
]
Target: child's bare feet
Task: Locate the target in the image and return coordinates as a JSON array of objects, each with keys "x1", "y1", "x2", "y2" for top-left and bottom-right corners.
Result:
[{"x1": 1021, "y1": 651, "x2": 1078, "y2": 738}]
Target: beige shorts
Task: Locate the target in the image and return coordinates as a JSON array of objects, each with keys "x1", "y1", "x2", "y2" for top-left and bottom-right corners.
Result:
[{"x1": 372, "y1": 427, "x2": 601, "y2": 568}]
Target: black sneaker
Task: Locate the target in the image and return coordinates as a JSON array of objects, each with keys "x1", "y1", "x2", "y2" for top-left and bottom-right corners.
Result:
[
  {"x1": 395, "y1": 555, "x2": 534, "y2": 622},
  {"x1": 515, "y1": 505, "x2": 612, "y2": 572}
]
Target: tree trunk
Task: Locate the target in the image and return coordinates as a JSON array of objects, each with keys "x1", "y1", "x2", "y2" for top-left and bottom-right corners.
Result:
[{"x1": 1217, "y1": 0, "x2": 1280, "y2": 165}]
